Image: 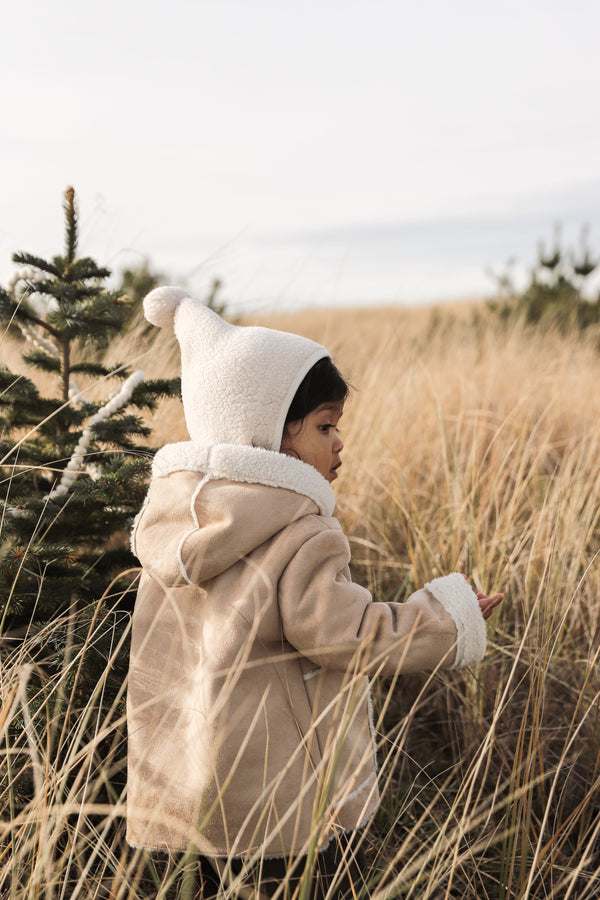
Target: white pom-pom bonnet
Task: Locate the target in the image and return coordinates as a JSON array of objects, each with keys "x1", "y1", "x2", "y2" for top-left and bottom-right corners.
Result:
[{"x1": 144, "y1": 287, "x2": 330, "y2": 451}]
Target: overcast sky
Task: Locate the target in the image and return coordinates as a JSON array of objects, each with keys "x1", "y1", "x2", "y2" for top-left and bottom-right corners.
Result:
[{"x1": 2, "y1": 0, "x2": 599, "y2": 310}]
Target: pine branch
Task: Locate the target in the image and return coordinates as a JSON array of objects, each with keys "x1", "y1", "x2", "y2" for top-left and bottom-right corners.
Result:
[
  {"x1": 0, "y1": 286, "x2": 16, "y2": 321},
  {"x1": 90, "y1": 415, "x2": 152, "y2": 445},
  {"x1": 139, "y1": 376, "x2": 181, "y2": 395},
  {"x1": 10, "y1": 303, "x2": 62, "y2": 340},
  {"x1": 0, "y1": 369, "x2": 40, "y2": 403},
  {"x1": 22, "y1": 350, "x2": 62, "y2": 374},
  {"x1": 40, "y1": 281, "x2": 102, "y2": 301},
  {"x1": 0, "y1": 272, "x2": 62, "y2": 337},
  {"x1": 67, "y1": 257, "x2": 111, "y2": 281},
  {"x1": 11, "y1": 252, "x2": 62, "y2": 279},
  {"x1": 69, "y1": 362, "x2": 111, "y2": 377},
  {"x1": 61, "y1": 337, "x2": 70, "y2": 403},
  {"x1": 46, "y1": 295, "x2": 128, "y2": 341}
]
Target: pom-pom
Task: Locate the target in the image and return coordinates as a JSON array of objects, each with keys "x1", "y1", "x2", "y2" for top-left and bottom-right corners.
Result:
[{"x1": 143, "y1": 286, "x2": 190, "y2": 328}]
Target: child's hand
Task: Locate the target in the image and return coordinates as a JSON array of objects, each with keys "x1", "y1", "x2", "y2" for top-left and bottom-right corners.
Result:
[
  {"x1": 460, "y1": 574, "x2": 504, "y2": 620},
  {"x1": 476, "y1": 591, "x2": 504, "y2": 619}
]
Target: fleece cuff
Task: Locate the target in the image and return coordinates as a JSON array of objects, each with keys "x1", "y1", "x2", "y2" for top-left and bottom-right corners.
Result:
[{"x1": 424, "y1": 573, "x2": 487, "y2": 668}]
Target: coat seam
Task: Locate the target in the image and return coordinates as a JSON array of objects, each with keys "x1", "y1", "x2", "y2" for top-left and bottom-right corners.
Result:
[{"x1": 176, "y1": 474, "x2": 211, "y2": 585}]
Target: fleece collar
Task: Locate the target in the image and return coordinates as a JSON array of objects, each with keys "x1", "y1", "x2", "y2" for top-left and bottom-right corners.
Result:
[{"x1": 151, "y1": 442, "x2": 336, "y2": 517}]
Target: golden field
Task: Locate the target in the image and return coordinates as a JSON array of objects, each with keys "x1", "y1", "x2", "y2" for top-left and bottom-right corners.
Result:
[{"x1": 2, "y1": 302, "x2": 600, "y2": 898}]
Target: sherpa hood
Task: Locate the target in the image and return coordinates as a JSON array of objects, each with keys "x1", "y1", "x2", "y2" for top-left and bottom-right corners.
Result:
[
  {"x1": 131, "y1": 289, "x2": 338, "y2": 567},
  {"x1": 143, "y1": 286, "x2": 330, "y2": 450}
]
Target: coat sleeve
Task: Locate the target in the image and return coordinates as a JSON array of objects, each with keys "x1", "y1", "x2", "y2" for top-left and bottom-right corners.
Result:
[{"x1": 278, "y1": 523, "x2": 487, "y2": 676}]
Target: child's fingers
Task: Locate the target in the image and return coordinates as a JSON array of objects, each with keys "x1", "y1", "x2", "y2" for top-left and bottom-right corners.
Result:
[{"x1": 478, "y1": 593, "x2": 504, "y2": 619}]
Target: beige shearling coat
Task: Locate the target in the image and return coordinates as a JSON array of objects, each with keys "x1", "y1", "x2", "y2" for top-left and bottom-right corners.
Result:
[{"x1": 126, "y1": 442, "x2": 487, "y2": 858}]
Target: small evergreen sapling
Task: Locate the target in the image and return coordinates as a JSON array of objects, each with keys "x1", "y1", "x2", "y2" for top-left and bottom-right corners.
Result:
[{"x1": 0, "y1": 189, "x2": 179, "y2": 774}]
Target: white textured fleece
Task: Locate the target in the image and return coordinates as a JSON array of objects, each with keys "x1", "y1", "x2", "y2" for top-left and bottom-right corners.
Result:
[
  {"x1": 143, "y1": 287, "x2": 330, "y2": 451},
  {"x1": 151, "y1": 441, "x2": 336, "y2": 517},
  {"x1": 424, "y1": 573, "x2": 487, "y2": 668}
]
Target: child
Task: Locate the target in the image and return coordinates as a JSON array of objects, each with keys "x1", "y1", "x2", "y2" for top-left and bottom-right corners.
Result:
[{"x1": 127, "y1": 287, "x2": 503, "y2": 898}]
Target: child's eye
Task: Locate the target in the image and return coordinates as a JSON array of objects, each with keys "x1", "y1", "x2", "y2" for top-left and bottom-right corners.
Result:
[{"x1": 318, "y1": 424, "x2": 332, "y2": 433}]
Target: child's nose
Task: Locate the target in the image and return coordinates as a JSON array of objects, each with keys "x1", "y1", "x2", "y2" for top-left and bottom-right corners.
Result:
[{"x1": 334, "y1": 432, "x2": 344, "y2": 452}]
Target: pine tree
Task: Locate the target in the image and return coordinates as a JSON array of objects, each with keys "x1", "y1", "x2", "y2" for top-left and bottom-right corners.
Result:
[
  {"x1": 0, "y1": 188, "x2": 178, "y2": 802},
  {"x1": 488, "y1": 223, "x2": 600, "y2": 330}
]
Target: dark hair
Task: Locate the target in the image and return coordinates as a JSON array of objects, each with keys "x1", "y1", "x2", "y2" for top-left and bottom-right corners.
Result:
[{"x1": 285, "y1": 357, "x2": 349, "y2": 425}]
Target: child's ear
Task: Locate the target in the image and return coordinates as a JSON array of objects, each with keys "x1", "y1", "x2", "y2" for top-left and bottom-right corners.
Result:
[
  {"x1": 280, "y1": 422, "x2": 302, "y2": 456},
  {"x1": 281, "y1": 419, "x2": 303, "y2": 449},
  {"x1": 281, "y1": 445, "x2": 301, "y2": 460}
]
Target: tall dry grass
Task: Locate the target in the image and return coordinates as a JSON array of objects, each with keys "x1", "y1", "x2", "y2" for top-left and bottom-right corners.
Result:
[{"x1": 2, "y1": 302, "x2": 600, "y2": 897}]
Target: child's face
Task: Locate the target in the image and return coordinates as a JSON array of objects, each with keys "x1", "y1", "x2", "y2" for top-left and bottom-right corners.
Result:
[{"x1": 280, "y1": 402, "x2": 344, "y2": 483}]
